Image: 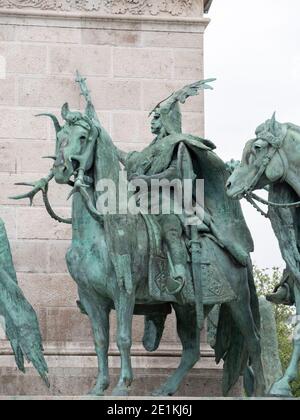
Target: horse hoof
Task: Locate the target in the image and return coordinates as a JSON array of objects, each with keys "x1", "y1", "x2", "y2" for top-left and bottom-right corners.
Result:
[
  {"x1": 88, "y1": 388, "x2": 105, "y2": 397},
  {"x1": 152, "y1": 387, "x2": 175, "y2": 397},
  {"x1": 112, "y1": 386, "x2": 130, "y2": 397},
  {"x1": 268, "y1": 380, "x2": 293, "y2": 398}
]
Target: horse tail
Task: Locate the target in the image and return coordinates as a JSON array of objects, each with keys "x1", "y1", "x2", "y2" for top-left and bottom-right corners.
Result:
[
  {"x1": 215, "y1": 262, "x2": 260, "y2": 396},
  {"x1": 143, "y1": 313, "x2": 168, "y2": 352},
  {"x1": 215, "y1": 304, "x2": 249, "y2": 396}
]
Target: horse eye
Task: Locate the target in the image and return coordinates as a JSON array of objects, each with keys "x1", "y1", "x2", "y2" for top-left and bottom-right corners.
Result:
[{"x1": 80, "y1": 136, "x2": 87, "y2": 142}]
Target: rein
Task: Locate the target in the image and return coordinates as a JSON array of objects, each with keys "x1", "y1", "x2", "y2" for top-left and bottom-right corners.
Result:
[
  {"x1": 42, "y1": 177, "x2": 104, "y2": 226},
  {"x1": 43, "y1": 184, "x2": 72, "y2": 225}
]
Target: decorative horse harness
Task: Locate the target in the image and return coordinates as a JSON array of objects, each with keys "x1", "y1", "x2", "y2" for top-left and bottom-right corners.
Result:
[{"x1": 243, "y1": 127, "x2": 300, "y2": 218}]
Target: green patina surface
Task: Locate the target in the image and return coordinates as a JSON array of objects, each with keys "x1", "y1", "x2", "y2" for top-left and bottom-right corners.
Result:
[
  {"x1": 0, "y1": 218, "x2": 48, "y2": 385},
  {"x1": 11, "y1": 73, "x2": 266, "y2": 397},
  {"x1": 227, "y1": 114, "x2": 300, "y2": 398}
]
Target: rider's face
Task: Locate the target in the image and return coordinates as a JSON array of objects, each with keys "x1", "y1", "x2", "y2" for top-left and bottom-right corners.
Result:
[{"x1": 151, "y1": 112, "x2": 162, "y2": 135}]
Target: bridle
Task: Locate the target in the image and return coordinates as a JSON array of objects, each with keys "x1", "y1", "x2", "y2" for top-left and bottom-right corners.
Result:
[{"x1": 242, "y1": 130, "x2": 300, "y2": 218}]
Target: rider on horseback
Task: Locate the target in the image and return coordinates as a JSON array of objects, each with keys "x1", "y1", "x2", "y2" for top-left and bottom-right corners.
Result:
[{"x1": 119, "y1": 81, "x2": 215, "y2": 295}]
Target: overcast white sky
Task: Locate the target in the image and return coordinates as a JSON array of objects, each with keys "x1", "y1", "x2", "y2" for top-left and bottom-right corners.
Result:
[{"x1": 204, "y1": 0, "x2": 300, "y2": 269}]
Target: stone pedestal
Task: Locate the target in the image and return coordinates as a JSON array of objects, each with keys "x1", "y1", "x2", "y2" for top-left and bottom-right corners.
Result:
[
  {"x1": 0, "y1": 0, "x2": 233, "y2": 398},
  {"x1": 0, "y1": 343, "x2": 241, "y2": 397}
]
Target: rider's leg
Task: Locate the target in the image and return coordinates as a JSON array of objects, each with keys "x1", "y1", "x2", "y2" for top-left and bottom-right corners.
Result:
[
  {"x1": 159, "y1": 215, "x2": 187, "y2": 294},
  {"x1": 267, "y1": 269, "x2": 295, "y2": 306}
]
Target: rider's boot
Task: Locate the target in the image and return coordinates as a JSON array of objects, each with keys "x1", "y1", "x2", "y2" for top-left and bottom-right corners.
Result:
[{"x1": 266, "y1": 285, "x2": 291, "y2": 305}]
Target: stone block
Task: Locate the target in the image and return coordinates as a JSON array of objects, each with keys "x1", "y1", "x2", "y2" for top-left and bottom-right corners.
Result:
[
  {"x1": 16, "y1": 26, "x2": 81, "y2": 44},
  {"x1": 111, "y1": 112, "x2": 140, "y2": 143},
  {"x1": 37, "y1": 307, "x2": 93, "y2": 343},
  {"x1": 49, "y1": 45, "x2": 111, "y2": 77},
  {"x1": 0, "y1": 43, "x2": 46, "y2": 74},
  {"x1": 82, "y1": 78, "x2": 141, "y2": 111},
  {"x1": 0, "y1": 76, "x2": 16, "y2": 105},
  {"x1": 10, "y1": 240, "x2": 48, "y2": 273},
  {"x1": 142, "y1": 32, "x2": 203, "y2": 49},
  {"x1": 174, "y1": 49, "x2": 203, "y2": 80},
  {"x1": 18, "y1": 273, "x2": 77, "y2": 308},
  {"x1": 0, "y1": 108, "x2": 47, "y2": 140},
  {"x1": 0, "y1": 142, "x2": 17, "y2": 173},
  {"x1": 0, "y1": 206, "x2": 16, "y2": 239},
  {"x1": 81, "y1": 28, "x2": 141, "y2": 47},
  {"x1": 0, "y1": 25, "x2": 15, "y2": 42},
  {"x1": 182, "y1": 112, "x2": 205, "y2": 137},
  {"x1": 16, "y1": 207, "x2": 71, "y2": 240},
  {"x1": 18, "y1": 77, "x2": 80, "y2": 109},
  {"x1": 113, "y1": 48, "x2": 173, "y2": 79},
  {"x1": 16, "y1": 141, "x2": 55, "y2": 173}
]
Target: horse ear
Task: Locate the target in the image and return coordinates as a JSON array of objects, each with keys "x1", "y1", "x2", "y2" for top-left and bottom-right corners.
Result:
[
  {"x1": 270, "y1": 112, "x2": 277, "y2": 134},
  {"x1": 61, "y1": 103, "x2": 70, "y2": 121}
]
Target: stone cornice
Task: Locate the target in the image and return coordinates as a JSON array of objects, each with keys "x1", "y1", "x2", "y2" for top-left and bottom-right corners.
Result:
[{"x1": 0, "y1": 0, "x2": 203, "y2": 18}]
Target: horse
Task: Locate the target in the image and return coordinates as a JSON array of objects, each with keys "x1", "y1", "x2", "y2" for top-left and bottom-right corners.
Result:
[
  {"x1": 13, "y1": 90, "x2": 266, "y2": 397},
  {"x1": 226, "y1": 113, "x2": 300, "y2": 397}
]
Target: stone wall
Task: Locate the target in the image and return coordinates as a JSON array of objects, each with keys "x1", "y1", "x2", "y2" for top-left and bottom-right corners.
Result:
[{"x1": 0, "y1": 0, "x2": 217, "y2": 396}]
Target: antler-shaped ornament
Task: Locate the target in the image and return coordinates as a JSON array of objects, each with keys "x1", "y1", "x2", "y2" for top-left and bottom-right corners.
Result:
[{"x1": 11, "y1": 173, "x2": 54, "y2": 206}]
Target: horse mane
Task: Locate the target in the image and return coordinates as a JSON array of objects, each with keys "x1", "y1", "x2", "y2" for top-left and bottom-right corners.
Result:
[
  {"x1": 286, "y1": 122, "x2": 300, "y2": 134},
  {"x1": 94, "y1": 121, "x2": 121, "y2": 185}
]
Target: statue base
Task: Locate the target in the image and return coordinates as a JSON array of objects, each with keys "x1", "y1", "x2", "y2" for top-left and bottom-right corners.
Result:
[{"x1": 0, "y1": 343, "x2": 242, "y2": 397}]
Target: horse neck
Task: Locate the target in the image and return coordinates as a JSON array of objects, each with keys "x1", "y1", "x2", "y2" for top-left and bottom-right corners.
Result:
[
  {"x1": 71, "y1": 186, "x2": 103, "y2": 243},
  {"x1": 281, "y1": 128, "x2": 300, "y2": 197},
  {"x1": 94, "y1": 127, "x2": 121, "y2": 191},
  {"x1": 71, "y1": 127, "x2": 121, "y2": 242}
]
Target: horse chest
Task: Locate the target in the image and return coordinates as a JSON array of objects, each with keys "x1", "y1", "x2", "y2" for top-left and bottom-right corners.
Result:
[{"x1": 66, "y1": 243, "x2": 103, "y2": 287}]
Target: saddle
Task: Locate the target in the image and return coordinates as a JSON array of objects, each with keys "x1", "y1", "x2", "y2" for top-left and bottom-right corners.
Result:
[{"x1": 142, "y1": 214, "x2": 237, "y2": 306}]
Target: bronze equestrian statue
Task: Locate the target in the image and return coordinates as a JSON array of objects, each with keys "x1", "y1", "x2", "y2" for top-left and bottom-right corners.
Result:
[
  {"x1": 227, "y1": 113, "x2": 300, "y2": 397},
  {"x1": 13, "y1": 73, "x2": 265, "y2": 397}
]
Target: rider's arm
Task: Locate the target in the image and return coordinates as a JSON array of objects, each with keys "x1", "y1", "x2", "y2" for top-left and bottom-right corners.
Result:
[
  {"x1": 114, "y1": 145, "x2": 128, "y2": 166},
  {"x1": 130, "y1": 160, "x2": 177, "y2": 185}
]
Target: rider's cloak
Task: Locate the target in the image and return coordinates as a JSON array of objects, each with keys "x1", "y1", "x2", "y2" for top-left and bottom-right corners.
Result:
[
  {"x1": 125, "y1": 133, "x2": 254, "y2": 267},
  {"x1": 0, "y1": 218, "x2": 47, "y2": 378}
]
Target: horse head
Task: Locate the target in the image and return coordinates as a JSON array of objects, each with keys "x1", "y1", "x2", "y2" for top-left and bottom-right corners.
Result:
[
  {"x1": 39, "y1": 103, "x2": 98, "y2": 185},
  {"x1": 226, "y1": 113, "x2": 289, "y2": 199}
]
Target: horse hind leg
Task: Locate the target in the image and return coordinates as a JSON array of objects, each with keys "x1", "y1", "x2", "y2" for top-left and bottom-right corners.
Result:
[
  {"x1": 269, "y1": 283, "x2": 300, "y2": 397},
  {"x1": 152, "y1": 304, "x2": 201, "y2": 397}
]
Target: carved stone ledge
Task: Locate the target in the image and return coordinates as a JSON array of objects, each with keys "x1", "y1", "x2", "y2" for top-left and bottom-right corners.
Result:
[{"x1": 0, "y1": 0, "x2": 203, "y2": 17}]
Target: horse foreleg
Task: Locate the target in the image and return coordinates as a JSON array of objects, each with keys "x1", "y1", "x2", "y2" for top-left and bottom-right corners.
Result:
[
  {"x1": 228, "y1": 297, "x2": 266, "y2": 397},
  {"x1": 80, "y1": 292, "x2": 111, "y2": 396},
  {"x1": 152, "y1": 304, "x2": 200, "y2": 397},
  {"x1": 269, "y1": 283, "x2": 300, "y2": 397},
  {"x1": 112, "y1": 290, "x2": 135, "y2": 396}
]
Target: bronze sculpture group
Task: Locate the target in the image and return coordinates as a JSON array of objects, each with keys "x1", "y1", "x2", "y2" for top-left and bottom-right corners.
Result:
[{"x1": 0, "y1": 72, "x2": 299, "y2": 398}]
